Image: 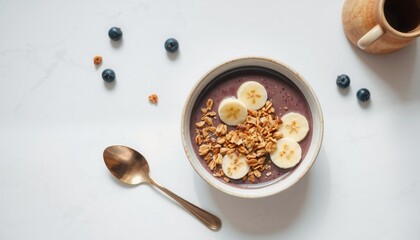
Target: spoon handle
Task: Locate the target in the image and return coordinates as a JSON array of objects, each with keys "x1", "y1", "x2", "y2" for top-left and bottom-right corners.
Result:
[{"x1": 149, "y1": 179, "x2": 222, "y2": 230}]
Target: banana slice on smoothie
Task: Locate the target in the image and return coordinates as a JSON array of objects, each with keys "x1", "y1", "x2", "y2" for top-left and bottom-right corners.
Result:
[
  {"x1": 279, "y1": 112, "x2": 309, "y2": 142},
  {"x1": 270, "y1": 138, "x2": 302, "y2": 169},
  {"x1": 237, "y1": 81, "x2": 268, "y2": 110},
  {"x1": 218, "y1": 98, "x2": 248, "y2": 126},
  {"x1": 222, "y1": 153, "x2": 250, "y2": 179}
]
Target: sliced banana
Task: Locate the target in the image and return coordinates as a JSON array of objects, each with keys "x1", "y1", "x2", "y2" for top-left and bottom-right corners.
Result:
[
  {"x1": 217, "y1": 97, "x2": 248, "y2": 126},
  {"x1": 279, "y1": 112, "x2": 309, "y2": 142},
  {"x1": 270, "y1": 138, "x2": 302, "y2": 169},
  {"x1": 222, "y1": 153, "x2": 250, "y2": 179},
  {"x1": 237, "y1": 81, "x2": 268, "y2": 110}
]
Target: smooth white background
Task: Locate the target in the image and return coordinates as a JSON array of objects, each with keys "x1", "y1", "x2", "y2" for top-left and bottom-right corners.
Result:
[{"x1": 1, "y1": 0, "x2": 419, "y2": 239}]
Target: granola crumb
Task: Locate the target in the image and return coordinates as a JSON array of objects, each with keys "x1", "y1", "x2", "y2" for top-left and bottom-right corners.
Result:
[
  {"x1": 148, "y1": 94, "x2": 158, "y2": 104},
  {"x1": 248, "y1": 174, "x2": 256, "y2": 183},
  {"x1": 93, "y1": 56, "x2": 102, "y2": 65}
]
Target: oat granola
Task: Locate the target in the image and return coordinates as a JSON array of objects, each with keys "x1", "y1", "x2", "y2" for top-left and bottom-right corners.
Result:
[
  {"x1": 148, "y1": 94, "x2": 158, "y2": 104},
  {"x1": 194, "y1": 98, "x2": 282, "y2": 183},
  {"x1": 93, "y1": 55, "x2": 102, "y2": 65}
]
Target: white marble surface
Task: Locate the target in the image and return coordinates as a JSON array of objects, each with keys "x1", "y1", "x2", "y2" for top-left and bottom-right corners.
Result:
[{"x1": 1, "y1": 0, "x2": 419, "y2": 239}]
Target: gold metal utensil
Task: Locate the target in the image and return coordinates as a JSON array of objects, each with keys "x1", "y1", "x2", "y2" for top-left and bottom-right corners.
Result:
[{"x1": 103, "y1": 145, "x2": 222, "y2": 230}]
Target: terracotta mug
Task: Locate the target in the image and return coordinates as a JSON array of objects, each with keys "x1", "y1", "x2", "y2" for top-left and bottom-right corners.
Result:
[{"x1": 342, "y1": 0, "x2": 420, "y2": 54}]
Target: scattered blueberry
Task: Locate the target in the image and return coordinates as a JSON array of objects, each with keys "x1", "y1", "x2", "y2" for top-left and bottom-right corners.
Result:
[
  {"x1": 102, "y1": 69, "x2": 116, "y2": 82},
  {"x1": 357, "y1": 88, "x2": 370, "y2": 101},
  {"x1": 164, "y1": 38, "x2": 179, "y2": 53},
  {"x1": 336, "y1": 74, "x2": 351, "y2": 88},
  {"x1": 108, "y1": 27, "x2": 123, "y2": 41}
]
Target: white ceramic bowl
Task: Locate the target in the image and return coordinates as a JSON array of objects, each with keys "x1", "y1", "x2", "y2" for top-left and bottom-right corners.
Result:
[{"x1": 181, "y1": 57, "x2": 324, "y2": 198}]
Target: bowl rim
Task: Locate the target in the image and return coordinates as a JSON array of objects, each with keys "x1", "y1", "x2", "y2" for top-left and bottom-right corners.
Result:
[{"x1": 181, "y1": 56, "x2": 324, "y2": 198}]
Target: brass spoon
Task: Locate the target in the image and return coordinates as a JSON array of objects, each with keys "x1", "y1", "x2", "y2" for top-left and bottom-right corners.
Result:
[{"x1": 103, "y1": 145, "x2": 222, "y2": 230}]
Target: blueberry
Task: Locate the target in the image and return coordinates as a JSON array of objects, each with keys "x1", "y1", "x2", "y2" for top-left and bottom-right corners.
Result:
[
  {"x1": 164, "y1": 38, "x2": 179, "y2": 53},
  {"x1": 336, "y1": 74, "x2": 350, "y2": 88},
  {"x1": 102, "y1": 69, "x2": 116, "y2": 82},
  {"x1": 108, "y1": 27, "x2": 123, "y2": 41},
  {"x1": 357, "y1": 88, "x2": 370, "y2": 101}
]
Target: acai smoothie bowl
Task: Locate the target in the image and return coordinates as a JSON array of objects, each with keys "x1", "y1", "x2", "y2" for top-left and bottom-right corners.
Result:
[{"x1": 181, "y1": 57, "x2": 323, "y2": 198}]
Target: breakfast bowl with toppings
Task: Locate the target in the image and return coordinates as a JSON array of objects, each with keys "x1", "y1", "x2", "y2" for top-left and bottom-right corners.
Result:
[{"x1": 181, "y1": 57, "x2": 323, "y2": 198}]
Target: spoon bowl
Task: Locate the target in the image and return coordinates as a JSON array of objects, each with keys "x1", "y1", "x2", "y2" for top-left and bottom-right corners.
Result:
[
  {"x1": 104, "y1": 146, "x2": 150, "y2": 185},
  {"x1": 103, "y1": 145, "x2": 222, "y2": 230}
]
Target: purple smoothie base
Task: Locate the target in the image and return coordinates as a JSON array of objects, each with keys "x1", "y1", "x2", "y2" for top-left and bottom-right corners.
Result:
[{"x1": 190, "y1": 66, "x2": 313, "y2": 188}]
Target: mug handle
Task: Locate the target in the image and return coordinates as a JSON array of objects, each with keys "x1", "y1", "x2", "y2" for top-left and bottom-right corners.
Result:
[{"x1": 357, "y1": 25, "x2": 385, "y2": 49}]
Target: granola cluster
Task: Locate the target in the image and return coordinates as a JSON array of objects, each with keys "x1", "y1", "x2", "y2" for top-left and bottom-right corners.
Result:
[
  {"x1": 93, "y1": 55, "x2": 102, "y2": 65},
  {"x1": 148, "y1": 94, "x2": 159, "y2": 104},
  {"x1": 194, "y1": 98, "x2": 283, "y2": 183}
]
